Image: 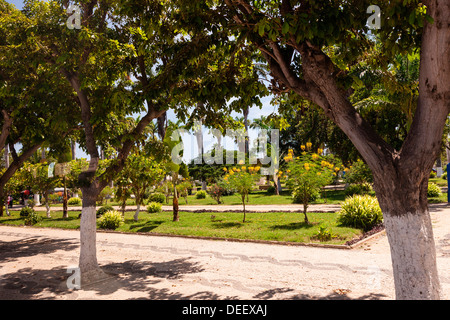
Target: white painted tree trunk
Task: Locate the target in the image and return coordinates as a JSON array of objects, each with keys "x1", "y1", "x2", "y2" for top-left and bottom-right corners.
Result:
[
  {"x1": 79, "y1": 205, "x2": 99, "y2": 276},
  {"x1": 45, "y1": 202, "x2": 51, "y2": 218},
  {"x1": 133, "y1": 204, "x2": 141, "y2": 221},
  {"x1": 384, "y1": 211, "x2": 441, "y2": 299},
  {"x1": 34, "y1": 193, "x2": 41, "y2": 206}
]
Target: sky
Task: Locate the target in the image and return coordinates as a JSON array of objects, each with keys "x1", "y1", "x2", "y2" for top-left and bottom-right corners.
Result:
[{"x1": 6, "y1": 0, "x2": 278, "y2": 162}]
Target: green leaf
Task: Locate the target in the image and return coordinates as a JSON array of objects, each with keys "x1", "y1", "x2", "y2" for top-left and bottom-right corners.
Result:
[{"x1": 282, "y1": 21, "x2": 290, "y2": 34}]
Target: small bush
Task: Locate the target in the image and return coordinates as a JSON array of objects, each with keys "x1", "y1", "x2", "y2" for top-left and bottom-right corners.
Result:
[
  {"x1": 96, "y1": 205, "x2": 114, "y2": 218},
  {"x1": 345, "y1": 183, "x2": 374, "y2": 196},
  {"x1": 196, "y1": 190, "x2": 207, "y2": 199},
  {"x1": 148, "y1": 192, "x2": 165, "y2": 204},
  {"x1": 147, "y1": 202, "x2": 162, "y2": 213},
  {"x1": 337, "y1": 195, "x2": 383, "y2": 232},
  {"x1": 24, "y1": 211, "x2": 42, "y2": 226},
  {"x1": 68, "y1": 197, "x2": 82, "y2": 205},
  {"x1": 97, "y1": 210, "x2": 124, "y2": 230},
  {"x1": 266, "y1": 185, "x2": 276, "y2": 195},
  {"x1": 312, "y1": 225, "x2": 336, "y2": 242},
  {"x1": 207, "y1": 184, "x2": 225, "y2": 204},
  {"x1": 427, "y1": 182, "x2": 441, "y2": 197},
  {"x1": 20, "y1": 206, "x2": 35, "y2": 218},
  {"x1": 442, "y1": 172, "x2": 447, "y2": 180},
  {"x1": 429, "y1": 171, "x2": 436, "y2": 178}
]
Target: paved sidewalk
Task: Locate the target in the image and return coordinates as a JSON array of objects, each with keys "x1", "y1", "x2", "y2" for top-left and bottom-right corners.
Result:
[{"x1": 0, "y1": 204, "x2": 449, "y2": 300}]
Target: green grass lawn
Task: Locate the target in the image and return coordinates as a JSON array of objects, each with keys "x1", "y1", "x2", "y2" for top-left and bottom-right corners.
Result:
[
  {"x1": 0, "y1": 209, "x2": 363, "y2": 245},
  {"x1": 46, "y1": 186, "x2": 447, "y2": 208},
  {"x1": 86, "y1": 189, "x2": 347, "y2": 207}
]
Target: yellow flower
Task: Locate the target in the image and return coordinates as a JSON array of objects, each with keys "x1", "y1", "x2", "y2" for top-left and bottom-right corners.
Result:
[
  {"x1": 301, "y1": 145, "x2": 306, "y2": 151},
  {"x1": 334, "y1": 167, "x2": 340, "y2": 172},
  {"x1": 223, "y1": 167, "x2": 228, "y2": 171},
  {"x1": 318, "y1": 148, "x2": 323, "y2": 154},
  {"x1": 312, "y1": 153, "x2": 319, "y2": 161},
  {"x1": 241, "y1": 166, "x2": 246, "y2": 171},
  {"x1": 286, "y1": 169, "x2": 291, "y2": 173},
  {"x1": 306, "y1": 142, "x2": 312, "y2": 150},
  {"x1": 317, "y1": 172, "x2": 321, "y2": 175}
]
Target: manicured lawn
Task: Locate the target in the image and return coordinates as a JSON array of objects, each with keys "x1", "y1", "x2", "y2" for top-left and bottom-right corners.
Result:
[{"x1": 0, "y1": 209, "x2": 363, "y2": 245}]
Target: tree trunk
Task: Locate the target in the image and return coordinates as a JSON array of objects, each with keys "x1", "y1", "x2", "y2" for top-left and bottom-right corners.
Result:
[
  {"x1": 133, "y1": 202, "x2": 141, "y2": 222},
  {"x1": 303, "y1": 203, "x2": 309, "y2": 224},
  {"x1": 374, "y1": 175, "x2": 441, "y2": 299},
  {"x1": 242, "y1": 195, "x2": 246, "y2": 223},
  {"x1": 173, "y1": 186, "x2": 179, "y2": 222},
  {"x1": 44, "y1": 193, "x2": 51, "y2": 218},
  {"x1": 62, "y1": 176, "x2": 68, "y2": 219},
  {"x1": 79, "y1": 188, "x2": 108, "y2": 285}
]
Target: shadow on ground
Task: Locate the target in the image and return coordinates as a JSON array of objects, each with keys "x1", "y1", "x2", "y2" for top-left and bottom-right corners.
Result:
[{"x1": 0, "y1": 236, "x2": 79, "y2": 264}]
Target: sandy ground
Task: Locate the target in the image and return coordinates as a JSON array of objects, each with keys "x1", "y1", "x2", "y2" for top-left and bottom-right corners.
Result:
[{"x1": 0, "y1": 203, "x2": 449, "y2": 300}]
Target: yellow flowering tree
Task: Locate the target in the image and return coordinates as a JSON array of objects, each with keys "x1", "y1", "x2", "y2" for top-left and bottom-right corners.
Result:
[
  {"x1": 221, "y1": 163, "x2": 260, "y2": 222},
  {"x1": 284, "y1": 146, "x2": 338, "y2": 224}
]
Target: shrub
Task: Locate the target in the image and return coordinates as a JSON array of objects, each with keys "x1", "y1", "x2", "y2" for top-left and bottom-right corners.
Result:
[
  {"x1": 148, "y1": 192, "x2": 165, "y2": 204},
  {"x1": 147, "y1": 202, "x2": 162, "y2": 213},
  {"x1": 96, "y1": 205, "x2": 114, "y2": 218},
  {"x1": 97, "y1": 210, "x2": 124, "y2": 230},
  {"x1": 442, "y1": 172, "x2": 447, "y2": 180},
  {"x1": 345, "y1": 183, "x2": 374, "y2": 196},
  {"x1": 429, "y1": 171, "x2": 436, "y2": 178},
  {"x1": 20, "y1": 206, "x2": 35, "y2": 217},
  {"x1": 24, "y1": 211, "x2": 42, "y2": 226},
  {"x1": 207, "y1": 183, "x2": 225, "y2": 204},
  {"x1": 266, "y1": 185, "x2": 276, "y2": 195},
  {"x1": 196, "y1": 190, "x2": 207, "y2": 199},
  {"x1": 427, "y1": 182, "x2": 441, "y2": 197},
  {"x1": 68, "y1": 197, "x2": 82, "y2": 205},
  {"x1": 337, "y1": 195, "x2": 383, "y2": 232},
  {"x1": 312, "y1": 225, "x2": 336, "y2": 242}
]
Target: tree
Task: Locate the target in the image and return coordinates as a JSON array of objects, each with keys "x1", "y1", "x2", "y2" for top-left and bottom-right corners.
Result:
[
  {"x1": 117, "y1": 153, "x2": 165, "y2": 221},
  {"x1": 221, "y1": 164, "x2": 260, "y2": 222},
  {"x1": 222, "y1": 0, "x2": 449, "y2": 299},
  {"x1": 0, "y1": 0, "x2": 80, "y2": 216},
  {"x1": 284, "y1": 147, "x2": 337, "y2": 223},
  {"x1": 21, "y1": 0, "x2": 265, "y2": 283},
  {"x1": 18, "y1": 162, "x2": 60, "y2": 218}
]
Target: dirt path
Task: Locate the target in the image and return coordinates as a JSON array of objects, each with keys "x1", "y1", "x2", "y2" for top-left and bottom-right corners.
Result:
[{"x1": 0, "y1": 204, "x2": 449, "y2": 300}]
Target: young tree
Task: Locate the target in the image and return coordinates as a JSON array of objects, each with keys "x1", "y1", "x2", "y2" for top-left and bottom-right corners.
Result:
[
  {"x1": 222, "y1": 164, "x2": 260, "y2": 222},
  {"x1": 18, "y1": 162, "x2": 60, "y2": 218},
  {"x1": 284, "y1": 147, "x2": 336, "y2": 224},
  {"x1": 117, "y1": 153, "x2": 165, "y2": 221},
  {"x1": 222, "y1": 0, "x2": 449, "y2": 299}
]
